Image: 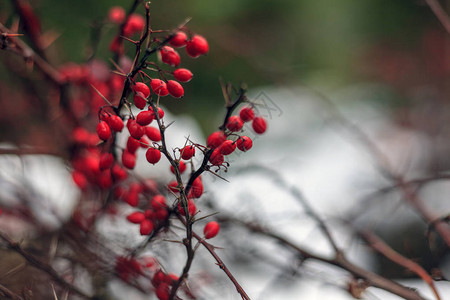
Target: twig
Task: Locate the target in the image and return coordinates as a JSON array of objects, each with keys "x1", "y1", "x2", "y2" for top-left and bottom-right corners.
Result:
[
  {"x1": 424, "y1": 0, "x2": 450, "y2": 35},
  {"x1": 0, "y1": 283, "x2": 24, "y2": 300}
]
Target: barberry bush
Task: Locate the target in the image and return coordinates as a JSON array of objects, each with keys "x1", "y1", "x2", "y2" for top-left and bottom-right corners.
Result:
[{"x1": 1, "y1": 1, "x2": 449, "y2": 300}]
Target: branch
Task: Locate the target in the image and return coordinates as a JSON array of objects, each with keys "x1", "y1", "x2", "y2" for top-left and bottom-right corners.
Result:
[{"x1": 424, "y1": 0, "x2": 450, "y2": 35}]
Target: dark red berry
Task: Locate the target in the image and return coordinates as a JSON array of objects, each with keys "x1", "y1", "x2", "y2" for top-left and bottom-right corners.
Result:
[
  {"x1": 188, "y1": 177, "x2": 203, "y2": 199},
  {"x1": 209, "y1": 148, "x2": 224, "y2": 166},
  {"x1": 239, "y1": 106, "x2": 255, "y2": 122},
  {"x1": 160, "y1": 46, "x2": 180, "y2": 67},
  {"x1": 127, "y1": 211, "x2": 145, "y2": 224},
  {"x1": 173, "y1": 68, "x2": 193, "y2": 82},
  {"x1": 140, "y1": 219, "x2": 154, "y2": 235},
  {"x1": 178, "y1": 199, "x2": 196, "y2": 216},
  {"x1": 167, "y1": 80, "x2": 184, "y2": 98},
  {"x1": 97, "y1": 121, "x2": 111, "y2": 141},
  {"x1": 236, "y1": 136, "x2": 253, "y2": 152},
  {"x1": 226, "y1": 115, "x2": 244, "y2": 132},
  {"x1": 109, "y1": 115, "x2": 124, "y2": 131},
  {"x1": 133, "y1": 82, "x2": 150, "y2": 98},
  {"x1": 150, "y1": 79, "x2": 169, "y2": 96},
  {"x1": 127, "y1": 119, "x2": 145, "y2": 139},
  {"x1": 99, "y1": 153, "x2": 114, "y2": 170},
  {"x1": 122, "y1": 150, "x2": 136, "y2": 169},
  {"x1": 169, "y1": 31, "x2": 187, "y2": 47},
  {"x1": 180, "y1": 145, "x2": 195, "y2": 160},
  {"x1": 145, "y1": 126, "x2": 161, "y2": 142},
  {"x1": 186, "y1": 35, "x2": 209, "y2": 58},
  {"x1": 252, "y1": 117, "x2": 267, "y2": 134},
  {"x1": 170, "y1": 160, "x2": 186, "y2": 174},
  {"x1": 133, "y1": 92, "x2": 147, "y2": 109},
  {"x1": 219, "y1": 140, "x2": 236, "y2": 155},
  {"x1": 207, "y1": 131, "x2": 226, "y2": 148},
  {"x1": 136, "y1": 111, "x2": 154, "y2": 126},
  {"x1": 145, "y1": 148, "x2": 161, "y2": 164},
  {"x1": 126, "y1": 136, "x2": 141, "y2": 153}
]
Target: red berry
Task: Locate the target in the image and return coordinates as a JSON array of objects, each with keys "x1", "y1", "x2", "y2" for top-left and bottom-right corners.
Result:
[
  {"x1": 226, "y1": 115, "x2": 244, "y2": 132},
  {"x1": 123, "y1": 14, "x2": 145, "y2": 36},
  {"x1": 207, "y1": 131, "x2": 226, "y2": 148},
  {"x1": 188, "y1": 177, "x2": 203, "y2": 199},
  {"x1": 151, "y1": 195, "x2": 167, "y2": 210},
  {"x1": 173, "y1": 68, "x2": 193, "y2": 82},
  {"x1": 122, "y1": 150, "x2": 136, "y2": 169},
  {"x1": 155, "y1": 282, "x2": 170, "y2": 300},
  {"x1": 178, "y1": 200, "x2": 196, "y2": 216},
  {"x1": 136, "y1": 111, "x2": 154, "y2": 126},
  {"x1": 133, "y1": 82, "x2": 150, "y2": 98},
  {"x1": 72, "y1": 171, "x2": 88, "y2": 190},
  {"x1": 169, "y1": 31, "x2": 187, "y2": 47},
  {"x1": 236, "y1": 136, "x2": 253, "y2": 152},
  {"x1": 239, "y1": 106, "x2": 255, "y2": 122},
  {"x1": 219, "y1": 140, "x2": 236, "y2": 155},
  {"x1": 133, "y1": 92, "x2": 147, "y2": 110},
  {"x1": 160, "y1": 46, "x2": 180, "y2": 67},
  {"x1": 252, "y1": 117, "x2": 267, "y2": 134},
  {"x1": 139, "y1": 136, "x2": 150, "y2": 148},
  {"x1": 167, "y1": 80, "x2": 184, "y2": 98},
  {"x1": 204, "y1": 221, "x2": 220, "y2": 239},
  {"x1": 209, "y1": 148, "x2": 224, "y2": 166},
  {"x1": 186, "y1": 35, "x2": 209, "y2": 58},
  {"x1": 180, "y1": 145, "x2": 195, "y2": 160},
  {"x1": 145, "y1": 126, "x2": 161, "y2": 142},
  {"x1": 112, "y1": 164, "x2": 128, "y2": 181},
  {"x1": 150, "y1": 79, "x2": 169, "y2": 96},
  {"x1": 126, "y1": 136, "x2": 141, "y2": 153},
  {"x1": 108, "y1": 6, "x2": 125, "y2": 24},
  {"x1": 128, "y1": 119, "x2": 145, "y2": 139},
  {"x1": 97, "y1": 121, "x2": 111, "y2": 141},
  {"x1": 140, "y1": 219, "x2": 154, "y2": 235},
  {"x1": 168, "y1": 180, "x2": 179, "y2": 193},
  {"x1": 109, "y1": 115, "x2": 124, "y2": 131},
  {"x1": 124, "y1": 190, "x2": 139, "y2": 206},
  {"x1": 146, "y1": 148, "x2": 161, "y2": 164},
  {"x1": 148, "y1": 106, "x2": 165, "y2": 119},
  {"x1": 99, "y1": 153, "x2": 114, "y2": 170},
  {"x1": 170, "y1": 160, "x2": 186, "y2": 174},
  {"x1": 127, "y1": 211, "x2": 145, "y2": 224}
]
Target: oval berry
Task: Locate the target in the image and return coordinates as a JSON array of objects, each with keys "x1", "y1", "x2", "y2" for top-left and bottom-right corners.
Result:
[
  {"x1": 133, "y1": 82, "x2": 150, "y2": 98},
  {"x1": 252, "y1": 117, "x2": 267, "y2": 134},
  {"x1": 151, "y1": 195, "x2": 167, "y2": 210},
  {"x1": 204, "y1": 221, "x2": 220, "y2": 239},
  {"x1": 127, "y1": 211, "x2": 145, "y2": 224},
  {"x1": 128, "y1": 120, "x2": 145, "y2": 139},
  {"x1": 146, "y1": 126, "x2": 161, "y2": 142},
  {"x1": 170, "y1": 160, "x2": 186, "y2": 174},
  {"x1": 146, "y1": 148, "x2": 161, "y2": 164},
  {"x1": 99, "y1": 153, "x2": 114, "y2": 170},
  {"x1": 136, "y1": 111, "x2": 154, "y2": 126},
  {"x1": 186, "y1": 35, "x2": 209, "y2": 58},
  {"x1": 126, "y1": 136, "x2": 141, "y2": 153},
  {"x1": 72, "y1": 171, "x2": 88, "y2": 190},
  {"x1": 160, "y1": 46, "x2": 180, "y2": 67},
  {"x1": 169, "y1": 31, "x2": 187, "y2": 47},
  {"x1": 97, "y1": 121, "x2": 111, "y2": 141},
  {"x1": 122, "y1": 150, "x2": 136, "y2": 169},
  {"x1": 109, "y1": 115, "x2": 124, "y2": 132},
  {"x1": 226, "y1": 115, "x2": 243, "y2": 132},
  {"x1": 173, "y1": 68, "x2": 193, "y2": 82},
  {"x1": 209, "y1": 148, "x2": 224, "y2": 166},
  {"x1": 207, "y1": 131, "x2": 226, "y2": 148},
  {"x1": 133, "y1": 92, "x2": 147, "y2": 109},
  {"x1": 140, "y1": 219, "x2": 154, "y2": 235},
  {"x1": 167, "y1": 80, "x2": 184, "y2": 98},
  {"x1": 219, "y1": 140, "x2": 236, "y2": 155},
  {"x1": 178, "y1": 199, "x2": 196, "y2": 216},
  {"x1": 148, "y1": 106, "x2": 165, "y2": 119},
  {"x1": 239, "y1": 106, "x2": 255, "y2": 122},
  {"x1": 150, "y1": 79, "x2": 169, "y2": 96},
  {"x1": 108, "y1": 6, "x2": 125, "y2": 24},
  {"x1": 188, "y1": 177, "x2": 203, "y2": 199},
  {"x1": 180, "y1": 145, "x2": 195, "y2": 160},
  {"x1": 236, "y1": 136, "x2": 253, "y2": 152}
]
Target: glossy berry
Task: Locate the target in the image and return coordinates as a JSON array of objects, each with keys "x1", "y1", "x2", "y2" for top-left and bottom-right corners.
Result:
[
  {"x1": 169, "y1": 31, "x2": 187, "y2": 47},
  {"x1": 122, "y1": 150, "x2": 136, "y2": 169},
  {"x1": 133, "y1": 82, "x2": 150, "y2": 98},
  {"x1": 160, "y1": 46, "x2": 180, "y2": 67},
  {"x1": 127, "y1": 211, "x2": 145, "y2": 224},
  {"x1": 136, "y1": 111, "x2": 153, "y2": 126},
  {"x1": 188, "y1": 177, "x2": 203, "y2": 199},
  {"x1": 180, "y1": 145, "x2": 195, "y2": 160},
  {"x1": 108, "y1": 6, "x2": 125, "y2": 24},
  {"x1": 207, "y1": 131, "x2": 226, "y2": 148},
  {"x1": 239, "y1": 106, "x2": 255, "y2": 122},
  {"x1": 168, "y1": 180, "x2": 179, "y2": 193},
  {"x1": 204, "y1": 221, "x2": 220, "y2": 239},
  {"x1": 126, "y1": 136, "x2": 141, "y2": 153},
  {"x1": 219, "y1": 140, "x2": 236, "y2": 155},
  {"x1": 145, "y1": 126, "x2": 161, "y2": 142},
  {"x1": 108, "y1": 115, "x2": 124, "y2": 131},
  {"x1": 133, "y1": 92, "x2": 147, "y2": 109},
  {"x1": 99, "y1": 153, "x2": 114, "y2": 170},
  {"x1": 127, "y1": 119, "x2": 145, "y2": 139},
  {"x1": 252, "y1": 117, "x2": 267, "y2": 134},
  {"x1": 148, "y1": 106, "x2": 165, "y2": 119},
  {"x1": 97, "y1": 121, "x2": 111, "y2": 141},
  {"x1": 186, "y1": 35, "x2": 209, "y2": 58},
  {"x1": 72, "y1": 171, "x2": 88, "y2": 190},
  {"x1": 112, "y1": 164, "x2": 128, "y2": 181},
  {"x1": 150, "y1": 79, "x2": 169, "y2": 96},
  {"x1": 124, "y1": 190, "x2": 139, "y2": 206},
  {"x1": 209, "y1": 148, "x2": 224, "y2": 166},
  {"x1": 170, "y1": 160, "x2": 186, "y2": 174},
  {"x1": 151, "y1": 195, "x2": 167, "y2": 210},
  {"x1": 123, "y1": 14, "x2": 145, "y2": 36},
  {"x1": 173, "y1": 68, "x2": 193, "y2": 82},
  {"x1": 140, "y1": 219, "x2": 154, "y2": 235},
  {"x1": 146, "y1": 148, "x2": 161, "y2": 164},
  {"x1": 226, "y1": 115, "x2": 244, "y2": 132},
  {"x1": 236, "y1": 136, "x2": 253, "y2": 152},
  {"x1": 167, "y1": 80, "x2": 184, "y2": 98},
  {"x1": 155, "y1": 283, "x2": 170, "y2": 300}
]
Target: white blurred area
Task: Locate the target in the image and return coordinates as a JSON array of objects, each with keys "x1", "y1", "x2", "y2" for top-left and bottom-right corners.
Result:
[{"x1": 0, "y1": 85, "x2": 449, "y2": 299}]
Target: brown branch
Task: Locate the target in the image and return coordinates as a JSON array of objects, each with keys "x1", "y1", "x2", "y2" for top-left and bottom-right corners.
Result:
[
  {"x1": 358, "y1": 229, "x2": 441, "y2": 300},
  {"x1": 424, "y1": 0, "x2": 450, "y2": 35},
  {"x1": 0, "y1": 283, "x2": 24, "y2": 300},
  {"x1": 223, "y1": 217, "x2": 429, "y2": 300},
  {"x1": 0, "y1": 232, "x2": 92, "y2": 300}
]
